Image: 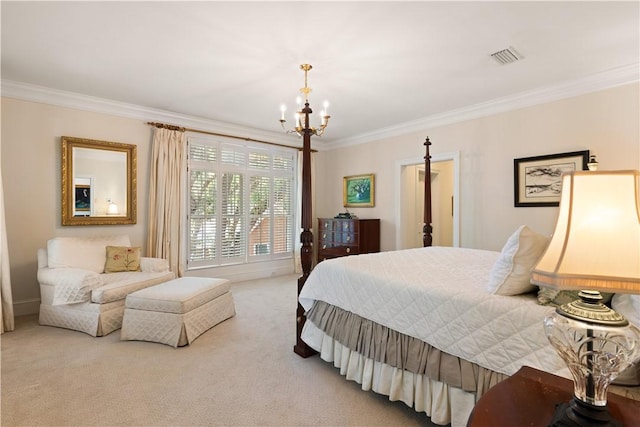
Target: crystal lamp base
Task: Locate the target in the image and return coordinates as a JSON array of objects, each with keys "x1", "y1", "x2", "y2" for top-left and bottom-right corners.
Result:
[
  {"x1": 549, "y1": 398, "x2": 622, "y2": 427},
  {"x1": 543, "y1": 291, "x2": 640, "y2": 426}
]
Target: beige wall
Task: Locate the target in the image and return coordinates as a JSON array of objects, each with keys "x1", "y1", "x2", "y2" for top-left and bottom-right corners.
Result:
[
  {"x1": 2, "y1": 83, "x2": 639, "y2": 315},
  {"x1": 314, "y1": 83, "x2": 640, "y2": 252},
  {"x1": 2, "y1": 98, "x2": 153, "y2": 315}
]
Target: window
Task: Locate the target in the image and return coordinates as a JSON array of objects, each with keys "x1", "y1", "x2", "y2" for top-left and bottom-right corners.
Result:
[
  {"x1": 253, "y1": 243, "x2": 270, "y2": 255},
  {"x1": 187, "y1": 136, "x2": 296, "y2": 269}
]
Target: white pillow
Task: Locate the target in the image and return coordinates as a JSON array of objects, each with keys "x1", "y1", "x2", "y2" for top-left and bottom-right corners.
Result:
[
  {"x1": 487, "y1": 225, "x2": 549, "y2": 296},
  {"x1": 611, "y1": 294, "x2": 640, "y2": 386},
  {"x1": 612, "y1": 294, "x2": 640, "y2": 327},
  {"x1": 47, "y1": 235, "x2": 131, "y2": 273}
]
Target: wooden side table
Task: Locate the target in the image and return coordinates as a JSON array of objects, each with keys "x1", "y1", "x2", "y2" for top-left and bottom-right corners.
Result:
[{"x1": 467, "y1": 366, "x2": 640, "y2": 427}]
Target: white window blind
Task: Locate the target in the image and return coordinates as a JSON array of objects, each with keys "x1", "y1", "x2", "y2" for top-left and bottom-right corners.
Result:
[
  {"x1": 187, "y1": 136, "x2": 296, "y2": 269},
  {"x1": 220, "y1": 173, "x2": 244, "y2": 261},
  {"x1": 249, "y1": 175, "x2": 271, "y2": 256},
  {"x1": 273, "y1": 176, "x2": 293, "y2": 255},
  {"x1": 189, "y1": 170, "x2": 217, "y2": 262}
]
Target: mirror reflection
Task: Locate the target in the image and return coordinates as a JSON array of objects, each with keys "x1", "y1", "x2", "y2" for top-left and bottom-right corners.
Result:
[{"x1": 61, "y1": 136, "x2": 137, "y2": 226}]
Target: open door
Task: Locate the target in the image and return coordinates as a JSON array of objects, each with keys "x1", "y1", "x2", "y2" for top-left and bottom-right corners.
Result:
[{"x1": 399, "y1": 159, "x2": 455, "y2": 249}]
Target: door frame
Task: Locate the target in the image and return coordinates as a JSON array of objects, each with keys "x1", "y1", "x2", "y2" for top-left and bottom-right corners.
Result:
[{"x1": 395, "y1": 151, "x2": 460, "y2": 249}]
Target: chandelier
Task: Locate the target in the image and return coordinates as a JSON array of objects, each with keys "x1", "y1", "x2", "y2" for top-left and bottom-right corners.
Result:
[{"x1": 279, "y1": 64, "x2": 330, "y2": 137}]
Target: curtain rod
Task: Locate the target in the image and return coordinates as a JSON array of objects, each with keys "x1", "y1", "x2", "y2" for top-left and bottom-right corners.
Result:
[{"x1": 146, "y1": 122, "x2": 316, "y2": 152}]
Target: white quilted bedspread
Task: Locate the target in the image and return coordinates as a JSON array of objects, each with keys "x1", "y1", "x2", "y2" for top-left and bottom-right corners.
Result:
[{"x1": 299, "y1": 246, "x2": 568, "y2": 378}]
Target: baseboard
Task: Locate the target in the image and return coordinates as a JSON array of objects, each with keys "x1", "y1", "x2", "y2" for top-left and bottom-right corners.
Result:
[
  {"x1": 190, "y1": 267, "x2": 295, "y2": 283},
  {"x1": 186, "y1": 260, "x2": 295, "y2": 283},
  {"x1": 13, "y1": 298, "x2": 40, "y2": 316}
]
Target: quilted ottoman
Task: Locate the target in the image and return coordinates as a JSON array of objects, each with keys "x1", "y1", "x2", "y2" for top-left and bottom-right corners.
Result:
[{"x1": 120, "y1": 277, "x2": 235, "y2": 347}]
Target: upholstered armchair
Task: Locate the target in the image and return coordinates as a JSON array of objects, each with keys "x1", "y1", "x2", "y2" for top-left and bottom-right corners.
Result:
[{"x1": 37, "y1": 235, "x2": 175, "y2": 336}]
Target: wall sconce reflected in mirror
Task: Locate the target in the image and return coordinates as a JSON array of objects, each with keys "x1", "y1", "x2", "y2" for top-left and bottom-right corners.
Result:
[{"x1": 107, "y1": 199, "x2": 119, "y2": 216}]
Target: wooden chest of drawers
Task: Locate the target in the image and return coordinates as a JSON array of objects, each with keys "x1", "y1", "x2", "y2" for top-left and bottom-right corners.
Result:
[{"x1": 317, "y1": 218, "x2": 380, "y2": 263}]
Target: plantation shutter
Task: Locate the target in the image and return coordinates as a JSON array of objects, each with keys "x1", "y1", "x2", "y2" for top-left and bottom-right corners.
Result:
[{"x1": 187, "y1": 137, "x2": 296, "y2": 269}]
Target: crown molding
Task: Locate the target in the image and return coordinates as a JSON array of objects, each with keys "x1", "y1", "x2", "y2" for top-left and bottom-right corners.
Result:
[
  {"x1": 3, "y1": 62, "x2": 638, "y2": 152},
  {"x1": 322, "y1": 63, "x2": 640, "y2": 150},
  {"x1": 0, "y1": 79, "x2": 292, "y2": 147}
]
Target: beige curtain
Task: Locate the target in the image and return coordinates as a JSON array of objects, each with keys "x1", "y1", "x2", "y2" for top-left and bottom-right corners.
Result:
[
  {"x1": 294, "y1": 150, "x2": 315, "y2": 274},
  {"x1": 147, "y1": 128, "x2": 187, "y2": 276},
  {"x1": 1, "y1": 172, "x2": 14, "y2": 333}
]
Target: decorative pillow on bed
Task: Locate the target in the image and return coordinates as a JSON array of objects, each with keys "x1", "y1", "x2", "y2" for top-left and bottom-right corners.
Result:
[
  {"x1": 611, "y1": 294, "x2": 640, "y2": 386},
  {"x1": 487, "y1": 225, "x2": 549, "y2": 296},
  {"x1": 104, "y1": 246, "x2": 142, "y2": 273}
]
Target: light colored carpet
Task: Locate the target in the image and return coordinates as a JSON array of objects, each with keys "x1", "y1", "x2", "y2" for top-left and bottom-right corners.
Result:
[{"x1": 1, "y1": 274, "x2": 443, "y2": 427}]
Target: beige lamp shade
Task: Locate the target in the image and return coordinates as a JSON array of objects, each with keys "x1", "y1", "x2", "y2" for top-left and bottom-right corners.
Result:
[{"x1": 531, "y1": 170, "x2": 640, "y2": 294}]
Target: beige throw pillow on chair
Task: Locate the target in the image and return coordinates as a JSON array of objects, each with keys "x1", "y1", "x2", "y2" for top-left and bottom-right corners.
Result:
[{"x1": 104, "y1": 246, "x2": 142, "y2": 273}]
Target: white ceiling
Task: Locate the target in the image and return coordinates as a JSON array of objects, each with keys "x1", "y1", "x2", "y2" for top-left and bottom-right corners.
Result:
[{"x1": 2, "y1": 1, "x2": 639, "y2": 146}]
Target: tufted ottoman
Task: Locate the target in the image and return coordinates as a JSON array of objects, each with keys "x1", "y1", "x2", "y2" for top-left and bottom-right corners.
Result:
[{"x1": 120, "y1": 277, "x2": 235, "y2": 347}]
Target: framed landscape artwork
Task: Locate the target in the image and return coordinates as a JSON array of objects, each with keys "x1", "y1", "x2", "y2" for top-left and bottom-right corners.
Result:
[
  {"x1": 514, "y1": 150, "x2": 589, "y2": 207},
  {"x1": 343, "y1": 174, "x2": 375, "y2": 207},
  {"x1": 74, "y1": 184, "x2": 91, "y2": 212}
]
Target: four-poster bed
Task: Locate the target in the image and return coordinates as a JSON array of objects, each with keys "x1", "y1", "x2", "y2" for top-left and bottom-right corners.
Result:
[
  {"x1": 294, "y1": 137, "x2": 434, "y2": 358},
  {"x1": 293, "y1": 137, "x2": 638, "y2": 426},
  {"x1": 293, "y1": 99, "x2": 317, "y2": 358}
]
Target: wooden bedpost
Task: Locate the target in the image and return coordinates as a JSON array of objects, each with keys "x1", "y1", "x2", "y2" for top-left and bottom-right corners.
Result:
[
  {"x1": 294, "y1": 102, "x2": 318, "y2": 358},
  {"x1": 423, "y1": 137, "x2": 433, "y2": 247}
]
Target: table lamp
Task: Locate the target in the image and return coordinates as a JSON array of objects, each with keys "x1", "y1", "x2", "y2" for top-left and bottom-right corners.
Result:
[{"x1": 531, "y1": 170, "x2": 640, "y2": 427}]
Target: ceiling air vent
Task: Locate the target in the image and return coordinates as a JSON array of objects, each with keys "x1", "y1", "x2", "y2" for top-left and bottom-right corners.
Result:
[{"x1": 490, "y1": 47, "x2": 523, "y2": 65}]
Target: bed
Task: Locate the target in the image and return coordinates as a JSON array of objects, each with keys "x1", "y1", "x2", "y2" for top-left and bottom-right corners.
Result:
[
  {"x1": 299, "y1": 245, "x2": 558, "y2": 426},
  {"x1": 293, "y1": 137, "x2": 638, "y2": 426}
]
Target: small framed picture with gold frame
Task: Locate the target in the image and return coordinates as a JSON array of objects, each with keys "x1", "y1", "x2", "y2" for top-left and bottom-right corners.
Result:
[{"x1": 343, "y1": 174, "x2": 374, "y2": 207}]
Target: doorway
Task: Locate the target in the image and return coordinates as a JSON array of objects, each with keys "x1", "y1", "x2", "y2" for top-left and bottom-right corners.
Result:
[{"x1": 395, "y1": 153, "x2": 459, "y2": 249}]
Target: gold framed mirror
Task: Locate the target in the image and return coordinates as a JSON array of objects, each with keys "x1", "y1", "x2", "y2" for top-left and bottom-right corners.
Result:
[{"x1": 61, "y1": 136, "x2": 137, "y2": 225}]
